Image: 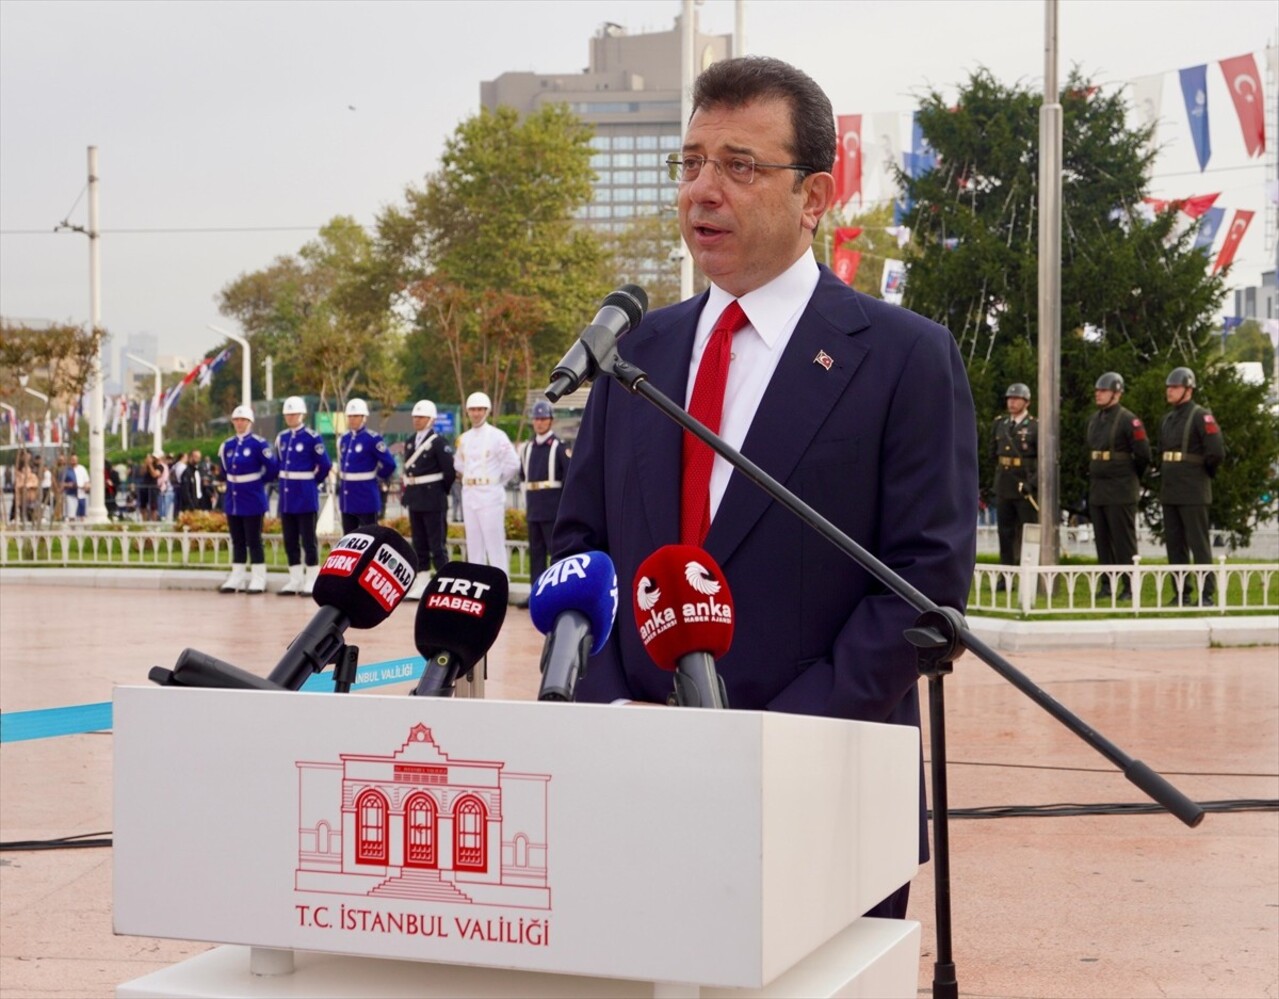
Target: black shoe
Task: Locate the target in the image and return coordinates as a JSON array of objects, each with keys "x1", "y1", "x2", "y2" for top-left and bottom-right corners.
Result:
[
  {"x1": 1115, "y1": 586, "x2": 1132, "y2": 602},
  {"x1": 1200, "y1": 594, "x2": 1215, "y2": 607},
  {"x1": 995, "y1": 579, "x2": 1007, "y2": 593},
  {"x1": 1096, "y1": 581, "x2": 1112, "y2": 599}
]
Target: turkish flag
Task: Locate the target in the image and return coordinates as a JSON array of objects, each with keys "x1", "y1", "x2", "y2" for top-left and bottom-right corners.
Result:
[
  {"x1": 834, "y1": 226, "x2": 863, "y2": 247},
  {"x1": 1176, "y1": 192, "x2": 1220, "y2": 218},
  {"x1": 1212, "y1": 209, "x2": 1254, "y2": 273},
  {"x1": 832, "y1": 114, "x2": 863, "y2": 207},
  {"x1": 833, "y1": 248, "x2": 862, "y2": 285},
  {"x1": 1220, "y1": 53, "x2": 1266, "y2": 157}
]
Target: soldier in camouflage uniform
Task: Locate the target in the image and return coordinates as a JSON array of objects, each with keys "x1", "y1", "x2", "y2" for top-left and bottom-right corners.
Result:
[
  {"x1": 1087, "y1": 372, "x2": 1151, "y2": 600},
  {"x1": 991, "y1": 382, "x2": 1038, "y2": 574},
  {"x1": 1158, "y1": 367, "x2": 1225, "y2": 606}
]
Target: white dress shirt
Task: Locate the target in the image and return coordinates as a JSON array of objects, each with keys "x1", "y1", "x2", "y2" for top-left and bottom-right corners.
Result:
[{"x1": 685, "y1": 249, "x2": 821, "y2": 519}]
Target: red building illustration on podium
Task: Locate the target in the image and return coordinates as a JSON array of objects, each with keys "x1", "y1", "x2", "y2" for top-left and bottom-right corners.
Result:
[{"x1": 294, "y1": 724, "x2": 551, "y2": 909}]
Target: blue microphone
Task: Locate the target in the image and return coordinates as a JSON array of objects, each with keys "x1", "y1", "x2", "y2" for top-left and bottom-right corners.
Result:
[{"x1": 530, "y1": 551, "x2": 618, "y2": 701}]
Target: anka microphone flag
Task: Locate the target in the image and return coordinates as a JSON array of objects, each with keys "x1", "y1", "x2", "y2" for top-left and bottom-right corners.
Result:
[
  {"x1": 632, "y1": 545, "x2": 734, "y2": 673},
  {"x1": 1219, "y1": 53, "x2": 1266, "y2": 157},
  {"x1": 1178, "y1": 64, "x2": 1212, "y2": 171},
  {"x1": 1212, "y1": 209, "x2": 1254, "y2": 273}
]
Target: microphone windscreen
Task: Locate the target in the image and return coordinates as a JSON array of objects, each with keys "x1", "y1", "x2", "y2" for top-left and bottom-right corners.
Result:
[
  {"x1": 633, "y1": 545, "x2": 734, "y2": 671},
  {"x1": 313, "y1": 525, "x2": 418, "y2": 629},
  {"x1": 605, "y1": 284, "x2": 648, "y2": 328},
  {"x1": 414, "y1": 561, "x2": 509, "y2": 669},
  {"x1": 528, "y1": 551, "x2": 617, "y2": 655}
]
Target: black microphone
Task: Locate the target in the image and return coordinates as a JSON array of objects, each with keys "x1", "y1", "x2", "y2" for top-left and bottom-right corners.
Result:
[
  {"x1": 266, "y1": 525, "x2": 418, "y2": 690},
  {"x1": 148, "y1": 648, "x2": 286, "y2": 690},
  {"x1": 413, "y1": 561, "x2": 508, "y2": 696},
  {"x1": 528, "y1": 551, "x2": 618, "y2": 702},
  {"x1": 545, "y1": 284, "x2": 648, "y2": 401}
]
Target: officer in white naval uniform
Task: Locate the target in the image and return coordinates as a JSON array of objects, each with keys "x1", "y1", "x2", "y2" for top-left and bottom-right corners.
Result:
[{"x1": 454, "y1": 391, "x2": 519, "y2": 577}]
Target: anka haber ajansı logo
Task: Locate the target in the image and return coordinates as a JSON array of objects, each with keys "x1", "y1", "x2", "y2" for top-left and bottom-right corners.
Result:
[{"x1": 293, "y1": 724, "x2": 552, "y2": 947}]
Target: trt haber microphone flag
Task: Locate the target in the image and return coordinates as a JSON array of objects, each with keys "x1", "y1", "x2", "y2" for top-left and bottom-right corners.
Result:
[
  {"x1": 415, "y1": 561, "x2": 509, "y2": 668},
  {"x1": 633, "y1": 545, "x2": 734, "y2": 672}
]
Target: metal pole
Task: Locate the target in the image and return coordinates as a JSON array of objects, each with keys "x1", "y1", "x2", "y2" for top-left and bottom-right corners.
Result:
[
  {"x1": 678, "y1": 0, "x2": 695, "y2": 301},
  {"x1": 735, "y1": 0, "x2": 746, "y2": 56},
  {"x1": 208, "y1": 325, "x2": 252, "y2": 411},
  {"x1": 265, "y1": 355, "x2": 274, "y2": 402},
  {"x1": 0, "y1": 403, "x2": 15, "y2": 445},
  {"x1": 86, "y1": 146, "x2": 109, "y2": 524},
  {"x1": 126, "y1": 354, "x2": 163, "y2": 456},
  {"x1": 1036, "y1": 0, "x2": 1062, "y2": 566}
]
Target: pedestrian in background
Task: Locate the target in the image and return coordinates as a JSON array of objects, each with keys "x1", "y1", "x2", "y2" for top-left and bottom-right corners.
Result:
[
  {"x1": 519, "y1": 399, "x2": 570, "y2": 588},
  {"x1": 1158, "y1": 367, "x2": 1225, "y2": 606},
  {"x1": 455, "y1": 391, "x2": 519, "y2": 577},
  {"x1": 336, "y1": 398, "x2": 395, "y2": 533},
  {"x1": 401, "y1": 399, "x2": 455, "y2": 599},
  {"x1": 991, "y1": 382, "x2": 1038, "y2": 574},
  {"x1": 1086, "y1": 372, "x2": 1150, "y2": 600},
  {"x1": 274, "y1": 396, "x2": 332, "y2": 596},
  {"x1": 217, "y1": 405, "x2": 278, "y2": 594}
]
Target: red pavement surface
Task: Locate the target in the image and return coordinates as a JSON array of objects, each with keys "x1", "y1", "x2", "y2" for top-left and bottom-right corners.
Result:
[{"x1": 0, "y1": 582, "x2": 1276, "y2": 998}]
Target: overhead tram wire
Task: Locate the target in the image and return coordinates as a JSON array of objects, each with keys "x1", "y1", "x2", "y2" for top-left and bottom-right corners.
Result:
[{"x1": 0, "y1": 224, "x2": 346, "y2": 235}]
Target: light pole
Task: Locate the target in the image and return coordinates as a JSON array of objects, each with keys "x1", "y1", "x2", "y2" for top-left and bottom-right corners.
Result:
[
  {"x1": 207, "y1": 325, "x2": 251, "y2": 411},
  {"x1": 126, "y1": 353, "x2": 163, "y2": 456},
  {"x1": 21, "y1": 384, "x2": 51, "y2": 446},
  {"x1": 0, "y1": 402, "x2": 15, "y2": 445}
]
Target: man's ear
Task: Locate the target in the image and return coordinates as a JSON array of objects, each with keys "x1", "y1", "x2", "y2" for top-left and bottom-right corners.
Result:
[{"x1": 801, "y1": 172, "x2": 836, "y2": 232}]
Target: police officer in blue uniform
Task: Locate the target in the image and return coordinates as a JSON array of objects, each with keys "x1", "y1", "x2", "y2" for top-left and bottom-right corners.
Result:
[
  {"x1": 217, "y1": 404, "x2": 279, "y2": 594},
  {"x1": 520, "y1": 399, "x2": 571, "y2": 585},
  {"x1": 337, "y1": 397, "x2": 396, "y2": 533},
  {"x1": 275, "y1": 395, "x2": 333, "y2": 596},
  {"x1": 402, "y1": 399, "x2": 455, "y2": 600}
]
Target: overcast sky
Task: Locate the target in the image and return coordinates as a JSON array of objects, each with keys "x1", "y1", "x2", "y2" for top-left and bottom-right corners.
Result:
[{"x1": 1, "y1": 0, "x2": 1274, "y2": 366}]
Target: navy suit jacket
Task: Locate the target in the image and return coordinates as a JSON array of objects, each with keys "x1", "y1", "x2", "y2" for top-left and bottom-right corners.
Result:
[{"x1": 553, "y1": 266, "x2": 977, "y2": 732}]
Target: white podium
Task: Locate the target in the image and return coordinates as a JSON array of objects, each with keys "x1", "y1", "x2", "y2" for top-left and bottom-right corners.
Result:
[{"x1": 113, "y1": 687, "x2": 921, "y2": 997}]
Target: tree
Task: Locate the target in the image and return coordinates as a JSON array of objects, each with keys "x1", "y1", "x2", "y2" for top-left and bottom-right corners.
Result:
[
  {"x1": 899, "y1": 69, "x2": 1278, "y2": 544},
  {"x1": 0, "y1": 320, "x2": 106, "y2": 439},
  {"x1": 1221, "y1": 319, "x2": 1275, "y2": 385},
  {"x1": 376, "y1": 104, "x2": 611, "y2": 408},
  {"x1": 217, "y1": 216, "x2": 405, "y2": 414},
  {"x1": 816, "y1": 201, "x2": 903, "y2": 299}
]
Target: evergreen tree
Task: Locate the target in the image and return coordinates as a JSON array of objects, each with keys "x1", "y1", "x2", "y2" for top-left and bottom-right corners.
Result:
[{"x1": 901, "y1": 70, "x2": 1278, "y2": 544}]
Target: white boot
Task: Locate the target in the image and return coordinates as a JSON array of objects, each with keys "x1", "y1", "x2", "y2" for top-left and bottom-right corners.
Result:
[
  {"x1": 219, "y1": 565, "x2": 247, "y2": 593},
  {"x1": 247, "y1": 563, "x2": 268, "y2": 594},
  {"x1": 405, "y1": 572, "x2": 430, "y2": 601},
  {"x1": 278, "y1": 564, "x2": 304, "y2": 596},
  {"x1": 300, "y1": 565, "x2": 320, "y2": 597}
]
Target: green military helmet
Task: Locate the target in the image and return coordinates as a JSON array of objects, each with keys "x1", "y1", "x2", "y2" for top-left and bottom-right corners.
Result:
[
  {"x1": 1165, "y1": 366, "x2": 1196, "y2": 388},
  {"x1": 1004, "y1": 383, "x2": 1032, "y2": 401},
  {"x1": 1094, "y1": 372, "x2": 1124, "y2": 392}
]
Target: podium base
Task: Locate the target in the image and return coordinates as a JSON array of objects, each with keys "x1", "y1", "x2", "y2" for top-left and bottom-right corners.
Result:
[{"x1": 117, "y1": 917, "x2": 919, "y2": 998}]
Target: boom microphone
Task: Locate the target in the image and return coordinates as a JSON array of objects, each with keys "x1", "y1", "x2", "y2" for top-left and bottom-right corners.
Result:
[
  {"x1": 529, "y1": 551, "x2": 618, "y2": 702},
  {"x1": 633, "y1": 545, "x2": 735, "y2": 709},
  {"x1": 266, "y1": 525, "x2": 418, "y2": 690},
  {"x1": 545, "y1": 284, "x2": 648, "y2": 401},
  {"x1": 413, "y1": 561, "x2": 509, "y2": 696}
]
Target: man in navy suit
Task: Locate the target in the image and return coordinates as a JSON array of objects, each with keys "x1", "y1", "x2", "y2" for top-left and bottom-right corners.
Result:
[{"x1": 553, "y1": 57, "x2": 978, "y2": 919}]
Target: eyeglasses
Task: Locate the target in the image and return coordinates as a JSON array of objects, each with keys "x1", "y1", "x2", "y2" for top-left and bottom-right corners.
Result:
[{"x1": 665, "y1": 154, "x2": 816, "y2": 185}]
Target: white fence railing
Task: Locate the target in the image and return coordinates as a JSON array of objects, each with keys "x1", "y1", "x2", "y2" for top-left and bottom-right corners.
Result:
[
  {"x1": 971, "y1": 561, "x2": 1279, "y2": 615},
  {"x1": 0, "y1": 526, "x2": 534, "y2": 582}
]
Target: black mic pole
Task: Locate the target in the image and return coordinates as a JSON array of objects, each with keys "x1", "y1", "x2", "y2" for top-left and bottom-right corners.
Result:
[{"x1": 572, "y1": 351, "x2": 1205, "y2": 999}]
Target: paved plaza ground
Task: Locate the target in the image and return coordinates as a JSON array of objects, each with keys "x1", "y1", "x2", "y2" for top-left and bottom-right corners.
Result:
[{"x1": 0, "y1": 579, "x2": 1276, "y2": 998}]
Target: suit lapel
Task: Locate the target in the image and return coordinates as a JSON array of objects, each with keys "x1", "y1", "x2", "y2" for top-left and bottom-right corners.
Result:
[
  {"x1": 630, "y1": 293, "x2": 707, "y2": 548},
  {"x1": 705, "y1": 272, "x2": 871, "y2": 565}
]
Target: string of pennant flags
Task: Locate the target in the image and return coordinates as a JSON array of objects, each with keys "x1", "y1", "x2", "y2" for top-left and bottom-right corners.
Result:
[
  {"x1": 1, "y1": 346, "x2": 235, "y2": 448},
  {"x1": 825, "y1": 46, "x2": 1271, "y2": 291}
]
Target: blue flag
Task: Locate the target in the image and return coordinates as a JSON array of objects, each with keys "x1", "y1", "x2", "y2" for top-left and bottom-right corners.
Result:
[
  {"x1": 1178, "y1": 65, "x2": 1211, "y2": 172},
  {"x1": 1194, "y1": 206, "x2": 1225, "y2": 253},
  {"x1": 895, "y1": 114, "x2": 938, "y2": 224}
]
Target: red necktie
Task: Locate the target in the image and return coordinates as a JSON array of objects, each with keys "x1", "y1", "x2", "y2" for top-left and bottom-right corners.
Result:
[{"x1": 681, "y1": 300, "x2": 749, "y2": 545}]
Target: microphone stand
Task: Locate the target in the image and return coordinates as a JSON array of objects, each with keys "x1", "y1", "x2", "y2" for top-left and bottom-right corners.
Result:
[{"x1": 567, "y1": 351, "x2": 1205, "y2": 999}]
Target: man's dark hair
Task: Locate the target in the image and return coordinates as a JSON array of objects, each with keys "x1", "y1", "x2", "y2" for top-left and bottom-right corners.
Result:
[{"x1": 690, "y1": 56, "x2": 836, "y2": 176}]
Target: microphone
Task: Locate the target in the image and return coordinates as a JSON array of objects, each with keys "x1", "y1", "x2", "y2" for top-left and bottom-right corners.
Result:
[
  {"x1": 545, "y1": 284, "x2": 648, "y2": 401},
  {"x1": 413, "y1": 561, "x2": 509, "y2": 696},
  {"x1": 633, "y1": 545, "x2": 735, "y2": 709},
  {"x1": 529, "y1": 552, "x2": 618, "y2": 702},
  {"x1": 148, "y1": 648, "x2": 286, "y2": 691},
  {"x1": 266, "y1": 525, "x2": 418, "y2": 690}
]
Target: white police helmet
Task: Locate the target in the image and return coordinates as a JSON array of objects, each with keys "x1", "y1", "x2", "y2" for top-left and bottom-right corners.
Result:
[
  {"x1": 411, "y1": 399, "x2": 437, "y2": 419},
  {"x1": 345, "y1": 398, "x2": 369, "y2": 417},
  {"x1": 282, "y1": 395, "x2": 307, "y2": 416},
  {"x1": 466, "y1": 391, "x2": 492, "y2": 411},
  {"x1": 231, "y1": 404, "x2": 254, "y2": 422}
]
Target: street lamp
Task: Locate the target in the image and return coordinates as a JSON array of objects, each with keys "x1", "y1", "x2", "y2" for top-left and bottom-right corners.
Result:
[
  {"x1": 126, "y1": 353, "x2": 163, "y2": 456},
  {"x1": 207, "y1": 325, "x2": 251, "y2": 411},
  {"x1": 22, "y1": 385, "x2": 51, "y2": 446}
]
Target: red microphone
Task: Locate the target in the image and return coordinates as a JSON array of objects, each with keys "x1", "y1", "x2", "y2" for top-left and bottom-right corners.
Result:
[{"x1": 632, "y1": 545, "x2": 734, "y2": 708}]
